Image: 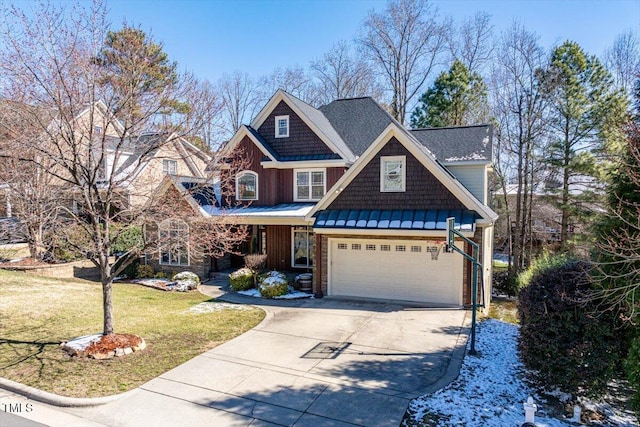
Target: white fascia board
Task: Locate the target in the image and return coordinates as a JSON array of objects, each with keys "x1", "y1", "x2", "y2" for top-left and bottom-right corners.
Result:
[
  {"x1": 261, "y1": 159, "x2": 351, "y2": 169},
  {"x1": 224, "y1": 126, "x2": 277, "y2": 161},
  {"x1": 250, "y1": 90, "x2": 354, "y2": 162},
  {"x1": 441, "y1": 160, "x2": 491, "y2": 167},
  {"x1": 313, "y1": 228, "x2": 475, "y2": 238},
  {"x1": 307, "y1": 123, "x2": 498, "y2": 223}
]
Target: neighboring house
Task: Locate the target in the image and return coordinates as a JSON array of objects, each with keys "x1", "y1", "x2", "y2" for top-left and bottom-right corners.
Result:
[{"x1": 153, "y1": 90, "x2": 497, "y2": 308}]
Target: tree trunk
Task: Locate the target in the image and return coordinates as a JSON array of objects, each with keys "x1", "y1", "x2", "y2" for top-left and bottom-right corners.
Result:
[{"x1": 102, "y1": 275, "x2": 114, "y2": 335}]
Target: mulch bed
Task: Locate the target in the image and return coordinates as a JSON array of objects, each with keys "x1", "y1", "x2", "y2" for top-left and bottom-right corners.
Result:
[{"x1": 62, "y1": 333, "x2": 146, "y2": 360}]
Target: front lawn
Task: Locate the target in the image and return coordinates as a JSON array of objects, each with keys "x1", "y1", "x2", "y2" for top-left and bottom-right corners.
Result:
[{"x1": 0, "y1": 269, "x2": 264, "y2": 397}]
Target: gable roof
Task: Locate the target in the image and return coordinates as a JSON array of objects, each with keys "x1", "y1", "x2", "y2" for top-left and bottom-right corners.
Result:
[
  {"x1": 319, "y1": 97, "x2": 395, "y2": 157},
  {"x1": 308, "y1": 123, "x2": 498, "y2": 225},
  {"x1": 250, "y1": 89, "x2": 356, "y2": 162},
  {"x1": 410, "y1": 125, "x2": 492, "y2": 164}
]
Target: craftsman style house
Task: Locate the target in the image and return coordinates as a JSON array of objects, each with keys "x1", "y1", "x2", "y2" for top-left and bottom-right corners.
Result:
[{"x1": 154, "y1": 90, "x2": 497, "y2": 307}]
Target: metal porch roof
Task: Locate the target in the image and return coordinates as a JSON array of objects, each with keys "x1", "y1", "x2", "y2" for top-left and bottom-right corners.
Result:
[{"x1": 313, "y1": 209, "x2": 478, "y2": 231}]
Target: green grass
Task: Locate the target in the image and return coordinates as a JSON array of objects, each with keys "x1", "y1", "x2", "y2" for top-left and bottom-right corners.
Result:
[
  {"x1": 486, "y1": 298, "x2": 519, "y2": 324},
  {"x1": 0, "y1": 269, "x2": 265, "y2": 397}
]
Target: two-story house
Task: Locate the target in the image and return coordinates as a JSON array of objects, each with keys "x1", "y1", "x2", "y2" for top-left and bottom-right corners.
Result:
[{"x1": 152, "y1": 90, "x2": 497, "y2": 308}]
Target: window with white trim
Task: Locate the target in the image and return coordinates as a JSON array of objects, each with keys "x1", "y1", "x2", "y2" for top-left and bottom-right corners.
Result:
[
  {"x1": 295, "y1": 169, "x2": 326, "y2": 201},
  {"x1": 163, "y1": 159, "x2": 177, "y2": 175},
  {"x1": 275, "y1": 115, "x2": 289, "y2": 138},
  {"x1": 159, "y1": 219, "x2": 189, "y2": 266},
  {"x1": 236, "y1": 171, "x2": 258, "y2": 201},
  {"x1": 292, "y1": 226, "x2": 314, "y2": 268},
  {"x1": 380, "y1": 156, "x2": 406, "y2": 192}
]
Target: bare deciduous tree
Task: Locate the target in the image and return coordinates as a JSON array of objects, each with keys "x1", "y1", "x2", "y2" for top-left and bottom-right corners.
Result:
[
  {"x1": 310, "y1": 40, "x2": 382, "y2": 105},
  {"x1": 217, "y1": 71, "x2": 264, "y2": 141},
  {"x1": 448, "y1": 11, "x2": 495, "y2": 75},
  {"x1": 259, "y1": 65, "x2": 319, "y2": 105},
  {"x1": 0, "y1": 0, "x2": 245, "y2": 336},
  {"x1": 358, "y1": 0, "x2": 448, "y2": 124},
  {"x1": 603, "y1": 30, "x2": 640, "y2": 97},
  {"x1": 490, "y1": 23, "x2": 548, "y2": 275}
]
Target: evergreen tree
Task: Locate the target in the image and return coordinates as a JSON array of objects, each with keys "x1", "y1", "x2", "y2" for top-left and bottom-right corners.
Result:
[
  {"x1": 410, "y1": 59, "x2": 489, "y2": 128},
  {"x1": 538, "y1": 41, "x2": 627, "y2": 248}
]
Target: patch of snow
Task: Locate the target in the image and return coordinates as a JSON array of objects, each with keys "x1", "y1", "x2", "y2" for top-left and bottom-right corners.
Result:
[
  {"x1": 407, "y1": 320, "x2": 638, "y2": 427},
  {"x1": 63, "y1": 333, "x2": 102, "y2": 351},
  {"x1": 188, "y1": 302, "x2": 253, "y2": 314},
  {"x1": 237, "y1": 287, "x2": 313, "y2": 300}
]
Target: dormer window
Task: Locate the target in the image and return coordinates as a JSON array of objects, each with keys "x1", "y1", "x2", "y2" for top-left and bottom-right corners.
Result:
[
  {"x1": 275, "y1": 115, "x2": 289, "y2": 138},
  {"x1": 236, "y1": 171, "x2": 258, "y2": 201},
  {"x1": 163, "y1": 159, "x2": 177, "y2": 175}
]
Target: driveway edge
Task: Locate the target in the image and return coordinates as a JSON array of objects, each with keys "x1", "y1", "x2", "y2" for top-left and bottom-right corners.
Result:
[{"x1": 0, "y1": 376, "x2": 137, "y2": 407}]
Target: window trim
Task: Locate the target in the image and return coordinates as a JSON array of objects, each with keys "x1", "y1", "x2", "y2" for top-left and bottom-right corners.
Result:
[
  {"x1": 275, "y1": 115, "x2": 289, "y2": 138},
  {"x1": 158, "y1": 219, "x2": 190, "y2": 266},
  {"x1": 162, "y1": 159, "x2": 178, "y2": 175},
  {"x1": 380, "y1": 155, "x2": 406, "y2": 192},
  {"x1": 294, "y1": 168, "x2": 326, "y2": 202},
  {"x1": 236, "y1": 170, "x2": 259, "y2": 201},
  {"x1": 291, "y1": 226, "x2": 314, "y2": 268}
]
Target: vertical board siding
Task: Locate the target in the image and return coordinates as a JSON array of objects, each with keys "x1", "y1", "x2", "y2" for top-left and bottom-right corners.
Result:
[{"x1": 266, "y1": 225, "x2": 292, "y2": 270}]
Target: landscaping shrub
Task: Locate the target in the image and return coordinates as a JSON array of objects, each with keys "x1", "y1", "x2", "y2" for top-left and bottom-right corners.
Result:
[
  {"x1": 135, "y1": 264, "x2": 155, "y2": 279},
  {"x1": 492, "y1": 269, "x2": 519, "y2": 297},
  {"x1": 518, "y1": 258, "x2": 620, "y2": 396},
  {"x1": 258, "y1": 271, "x2": 289, "y2": 298},
  {"x1": 229, "y1": 267, "x2": 254, "y2": 291},
  {"x1": 172, "y1": 271, "x2": 200, "y2": 291},
  {"x1": 244, "y1": 254, "x2": 267, "y2": 273}
]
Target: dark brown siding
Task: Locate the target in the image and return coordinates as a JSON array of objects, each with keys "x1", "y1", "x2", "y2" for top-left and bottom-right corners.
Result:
[
  {"x1": 257, "y1": 101, "x2": 335, "y2": 157},
  {"x1": 265, "y1": 225, "x2": 292, "y2": 270},
  {"x1": 230, "y1": 136, "x2": 347, "y2": 206},
  {"x1": 327, "y1": 137, "x2": 465, "y2": 210}
]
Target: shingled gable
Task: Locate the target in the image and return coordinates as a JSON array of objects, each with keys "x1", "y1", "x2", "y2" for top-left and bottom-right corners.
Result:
[
  {"x1": 307, "y1": 123, "x2": 498, "y2": 225},
  {"x1": 148, "y1": 175, "x2": 208, "y2": 217},
  {"x1": 250, "y1": 89, "x2": 355, "y2": 162}
]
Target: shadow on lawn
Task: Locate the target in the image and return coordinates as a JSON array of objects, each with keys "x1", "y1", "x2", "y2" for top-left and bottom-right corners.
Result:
[{"x1": 0, "y1": 337, "x2": 60, "y2": 371}]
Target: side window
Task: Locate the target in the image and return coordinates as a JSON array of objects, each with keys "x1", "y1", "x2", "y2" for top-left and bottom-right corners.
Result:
[
  {"x1": 159, "y1": 219, "x2": 189, "y2": 266},
  {"x1": 275, "y1": 115, "x2": 289, "y2": 138},
  {"x1": 236, "y1": 171, "x2": 258, "y2": 201},
  {"x1": 380, "y1": 156, "x2": 406, "y2": 192},
  {"x1": 295, "y1": 169, "x2": 325, "y2": 201},
  {"x1": 163, "y1": 159, "x2": 178, "y2": 175}
]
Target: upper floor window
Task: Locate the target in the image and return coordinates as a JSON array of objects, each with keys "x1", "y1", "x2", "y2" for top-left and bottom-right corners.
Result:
[
  {"x1": 236, "y1": 171, "x2": 258, "y2": 201},
  {"x1": 380, "y1": 156, "x2": 405, "y2": 192},
  {"x1": 275, "y1": 115, "x2": 289, "y2": 138},
  {"x1": 295, "y1": 169, "x2": 325, "y2": 201},
  {"x1": 163, "y1": 159, "x2": 177, "y2": 175},
  {"x1": 159, "y1": 219, "x2": 189, "y2": 266}
]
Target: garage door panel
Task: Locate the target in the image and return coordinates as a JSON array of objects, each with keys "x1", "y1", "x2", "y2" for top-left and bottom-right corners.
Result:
[{"x1": 329, "y1": 238, "x2": 462, "y2": 305}]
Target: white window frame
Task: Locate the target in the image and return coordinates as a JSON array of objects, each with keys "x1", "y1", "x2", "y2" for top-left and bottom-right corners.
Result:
[
  {"x1": 291, "y1": 226, "x2": 314, "y2": 268},
  {"x1": 159, "y1": 219, "x2": 190, "y2": 266},
  {"x1": 236, "y1": 170, "x2": 258, "y2": 201},
  {"x1": 275, "y1": 115, "x2": 289, "y2": 138},
  {"x1": 380, "y1": 155, "x2": 406, "y2": 192},
  {"x1": 294, "y1": 168, "x2": 326, "y2": 201},
  {"x1": 163, "y1": 159, "x2": 178, "y2": 175}
]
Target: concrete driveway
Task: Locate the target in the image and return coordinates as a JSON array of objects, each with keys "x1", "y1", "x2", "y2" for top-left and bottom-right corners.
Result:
[{"x1": 7, "y1": 290, "x2": 470, "y2": 427}]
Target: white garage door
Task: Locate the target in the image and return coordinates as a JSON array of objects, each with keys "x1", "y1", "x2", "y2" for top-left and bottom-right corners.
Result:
[{"x1": 329, "y1": 238, "x2": 463, "y2": 305}]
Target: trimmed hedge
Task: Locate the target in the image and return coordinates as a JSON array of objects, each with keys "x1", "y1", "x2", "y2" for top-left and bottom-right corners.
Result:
[
  {"x1": 229, "y1": 268, "x2": 254, "y2": 291},
  {"x1": 518, "y1": 258, "x2": 620, "y2": 396}
]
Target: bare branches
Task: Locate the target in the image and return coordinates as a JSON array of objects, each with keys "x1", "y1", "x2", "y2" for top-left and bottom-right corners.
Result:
[{"x1": 358, "y1": 0, "x2": 448, "y2": 123}]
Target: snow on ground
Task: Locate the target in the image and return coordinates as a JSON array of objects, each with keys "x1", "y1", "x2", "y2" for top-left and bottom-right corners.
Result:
[
  {"x1": 187, "y1": 302, "x2": 254, "y2": 314},
  {"x1": 62, "y1": 333, "x2": 102, "y2": 351},
  {"x1": 406, "y1": 319, "x2": 638, "y2": 427},
  {"x1": 237, "y1": 287, "x2": 313, "y2": 300}
]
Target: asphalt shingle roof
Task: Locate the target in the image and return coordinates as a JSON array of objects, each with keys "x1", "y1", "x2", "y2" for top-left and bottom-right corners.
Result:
[
  {"x1": 319, "y1": 97, "x2": 394, "y2": 157},
  {"x1": 410, "y1": 125, "x2": 492, "y2": 163}
]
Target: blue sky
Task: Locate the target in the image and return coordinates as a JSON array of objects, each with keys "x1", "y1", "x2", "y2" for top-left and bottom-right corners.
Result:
[{"x1": 75, "y1": 0, "x2": 640, "y2": 82}]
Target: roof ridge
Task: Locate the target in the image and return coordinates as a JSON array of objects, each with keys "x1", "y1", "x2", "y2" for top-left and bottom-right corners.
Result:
[{"x1": 411, "y1": 124, "x2": 491, "y2": 131}]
